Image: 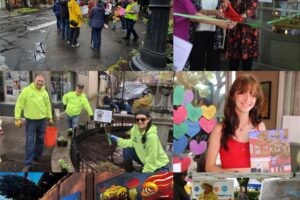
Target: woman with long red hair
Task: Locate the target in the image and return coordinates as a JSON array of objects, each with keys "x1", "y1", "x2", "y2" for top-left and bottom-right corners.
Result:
[{"x1": 206, "y1": 74, "x2": 266, "y2": 172}]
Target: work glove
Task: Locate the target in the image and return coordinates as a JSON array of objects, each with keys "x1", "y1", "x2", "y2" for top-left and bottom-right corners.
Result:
[
  {"x1": 90, "y1": 115, "x2": 94, "y2": 121},
  {"x1": 15, "y1": 119, "x2": 23, "y2": 128},
  {"x1": 48, "y1": 118, "x2": 54, "y2": 126},
  {"x1": 110, "y1": 135, "x2": 119, "y2": 142}
]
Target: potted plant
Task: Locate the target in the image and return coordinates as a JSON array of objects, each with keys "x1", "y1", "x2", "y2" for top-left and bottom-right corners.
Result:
[
  {"x1": 67, "y1": 128, "x2": 73, "y2": 137},
  {"x1": 79, "y1": 123, "x2": 86, "y2": 130},
  {"x1": 58, "y1": 159, "x2": 71, "y2": 173},
  {"x1": 57, "y1": 136, "x2": 68, "y2": 147}
]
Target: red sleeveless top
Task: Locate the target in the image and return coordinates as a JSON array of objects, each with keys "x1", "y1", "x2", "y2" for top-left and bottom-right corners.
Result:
[
  {"x1": 219, "y1": 126, "x2": 259, "y2": 169},
  {"x1": 219, "y1": 138, "x2": 251, "y2": 168}
]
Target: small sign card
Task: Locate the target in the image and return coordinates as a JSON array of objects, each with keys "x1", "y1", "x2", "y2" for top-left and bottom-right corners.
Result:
[{"x1": 94, "y1": 109, "x2": 113, "y2": 123}]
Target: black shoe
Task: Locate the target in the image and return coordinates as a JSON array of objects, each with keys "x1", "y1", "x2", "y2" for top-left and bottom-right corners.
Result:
[
  {"x1": 33, "y1": 157, "x2": 40, "y2": 162},
  {"x1": 122, "y1": 37, "x2": 130, "y2": 40},
  {"x1": 132, "y1": 37, "x2": 139, "y2": 42},
  {"x1": 122, "y1": 160, "x2": 134, "y2": 172}
]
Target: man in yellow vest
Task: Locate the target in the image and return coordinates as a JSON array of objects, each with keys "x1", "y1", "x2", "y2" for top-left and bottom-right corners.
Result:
[
  {"x1": 63, "y1": 84, "x2": 93, "y2": 129},
  {"x1": 15, "y1": 73, "x2": 53, "y2": 172},
  {"x1": 123, "y1": 0, "x2": 139, "y2": 42},
  {"x1": 68, "y1": 0, "x2": 83, "y2": 47}
]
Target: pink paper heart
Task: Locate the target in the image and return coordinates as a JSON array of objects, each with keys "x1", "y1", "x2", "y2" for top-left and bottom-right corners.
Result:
[
  {"x1": 189, "y1": 140, "x2": 207, "y2": 155},
  {"x1": 173, "y1": 106, "x2": 187, "y2": 124},
  {"x1": 183, "y1": 90, "x2": 194, "y2": 104},
  {"x1": 199, "y1": 117, "x2": 217, "y2": 134},
  {"x1": 173, "y1": 157, "x2": 191, "y2": 172}
]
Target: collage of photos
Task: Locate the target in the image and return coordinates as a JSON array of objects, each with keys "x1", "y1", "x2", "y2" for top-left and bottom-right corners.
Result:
[{"x1": 0, "y1": 0, "x2": 300, "y2": 200}]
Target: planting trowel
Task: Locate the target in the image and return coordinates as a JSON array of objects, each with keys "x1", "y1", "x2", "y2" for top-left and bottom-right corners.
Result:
[{"x1": 104, "y1": 124, "x2": 112, "y2": 146}]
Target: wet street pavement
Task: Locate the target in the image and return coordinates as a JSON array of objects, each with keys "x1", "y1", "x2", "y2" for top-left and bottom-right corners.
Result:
[{"x1": 0, "y1": 7, "x2": 145, "y2": 71}]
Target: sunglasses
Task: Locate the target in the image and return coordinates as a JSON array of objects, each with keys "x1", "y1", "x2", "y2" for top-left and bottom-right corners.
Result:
[{"x1": 135, "y1": 118, "x2": 147, "y2": 122}]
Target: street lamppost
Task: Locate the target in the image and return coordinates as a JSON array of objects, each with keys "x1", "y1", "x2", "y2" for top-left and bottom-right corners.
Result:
[{"x1": 130, "y1": 0, "x2": 171, "y2": 71}]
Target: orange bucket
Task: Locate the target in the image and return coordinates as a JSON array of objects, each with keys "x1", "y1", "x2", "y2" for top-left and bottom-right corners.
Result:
[{"x1": 44, "y1": 126, "x2": 58, "y2": 147}]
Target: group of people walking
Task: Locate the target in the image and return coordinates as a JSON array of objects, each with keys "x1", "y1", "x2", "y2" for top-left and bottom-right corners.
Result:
[
  {"x1": 53, "y1": 0, "x2": 83, "y2": 47},
  {"x1": 53, "y1": 0, "x2": 140, "y2": 50}
]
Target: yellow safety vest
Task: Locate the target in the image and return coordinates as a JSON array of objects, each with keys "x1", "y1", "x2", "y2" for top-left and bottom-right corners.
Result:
[{"x1": 124, "y1": 2, "x2": 138, "y2": 21}]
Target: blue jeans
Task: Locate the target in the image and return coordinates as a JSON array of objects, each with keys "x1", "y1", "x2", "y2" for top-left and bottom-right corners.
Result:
[
  {"x1": 25, "y1": 118, "x2": 46, "y2": 167},
  {"x1": 61, "y1": 19, "x2": 70, "y2": 41},
  {"x1": 120, "y1": 17, "x2": 126, "y2": 30},
  {"x1": 91, "y1": 28, "x2": 103, "y2": 49},
  {"x1": 70, "y1": 28, "x2": 80, "y2": 45},
  {"x1": 125, "y1": 18, "x2": 138, "y2": 39},
  {"x1": 123, "y1": 148, "x2": 169, "y2": 172},
  {"x1": 56, "y1": 15, "x2": 61, "y2": 31},
  {"x1": 67, "y1": 114, "x2": 80, "y2": 129}
]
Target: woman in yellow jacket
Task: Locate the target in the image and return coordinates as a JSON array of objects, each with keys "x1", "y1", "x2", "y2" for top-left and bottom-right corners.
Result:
[
  {"x1": 68, "y1": 0, "x2": 83, "y2": 47},
  {"x1": 199, "y1": 182, "x2": 218, "y2": 200},
  {"x1": 123, "y1": 0, "x2": 139, "y2": 42}
]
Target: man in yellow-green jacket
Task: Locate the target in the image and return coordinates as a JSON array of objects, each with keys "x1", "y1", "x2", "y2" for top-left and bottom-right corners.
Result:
[
  {"x1": 15, "y1": 74, "x2": 53, "y2": 172},
  {"x1": 63, "y1": 84, "x2": 93, "y2": 129}
]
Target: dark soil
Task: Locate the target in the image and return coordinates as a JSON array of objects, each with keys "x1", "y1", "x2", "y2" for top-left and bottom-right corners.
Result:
[{"x1": 77, "y1": 132, "x2": 127, "y2": 173}]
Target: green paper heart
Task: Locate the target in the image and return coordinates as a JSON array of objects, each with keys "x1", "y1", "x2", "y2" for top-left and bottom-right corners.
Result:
[
  {"x1": 173, "y1": 85, "x2": 185, "y2": 106},
  {"x1": 173, "y1": 123, "x2": 188, "y2": 139},
  {"x1": 185, "y1": 103, "x2": 202, "y2": 122}
]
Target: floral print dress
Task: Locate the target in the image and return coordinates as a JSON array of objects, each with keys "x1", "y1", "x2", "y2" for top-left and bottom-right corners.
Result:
[{"x1": 225, "y1": 0, "x2": 259, "y2": 60}]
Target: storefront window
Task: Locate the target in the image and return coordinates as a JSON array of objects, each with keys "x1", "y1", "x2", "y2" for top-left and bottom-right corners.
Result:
[
  {"x1": 3, "y1": 71, "x2": 30, "y2": 103},
  {"x1": 175, "y1": 72, "x2": 228, "y2": 120},
  {"x1": 257, "y1": 2, "x2": 300, "y2": 69},
  {"x1": 259, "y1": 1, "x2": 300, "y2": 36},
  {"x1": 50, "y1": 72, "x2": 74, "y2": 103},
  {"x1": 272, "y1": 1, "x2": 300, "y2": 35}
]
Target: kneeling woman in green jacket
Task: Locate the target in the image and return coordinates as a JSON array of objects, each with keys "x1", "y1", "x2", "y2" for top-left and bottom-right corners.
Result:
[{"x1": 110, "y1": 109, "x2": 170, "y2": 173}]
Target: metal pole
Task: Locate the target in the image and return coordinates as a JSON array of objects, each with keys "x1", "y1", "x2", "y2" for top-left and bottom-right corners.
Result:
[
  {"x1": 130, "y1": 0, "x2": 171, "y2": 71},
  {"x1": 121, "y1": 71, "x2": 125, "y2": 102},
  {"x1": 97, "y1": 72, "x2": 100, "y2": 108}
]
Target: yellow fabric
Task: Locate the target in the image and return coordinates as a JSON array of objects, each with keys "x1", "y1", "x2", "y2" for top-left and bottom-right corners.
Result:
[
  {"x1": 68, "y1": 0, "x2": 83, "y2": 28},
  {"x1": 124, "y1": 2, "x2": 138, "y2": 21},
  {"x1": 198, "y1": 192, "x2": 218, "y2": 200}
]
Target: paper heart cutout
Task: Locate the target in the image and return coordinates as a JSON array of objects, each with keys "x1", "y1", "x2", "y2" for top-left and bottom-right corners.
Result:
[
  {"x1": 199, "y1": 117, "x2": 217, "y2": 134},
  {"x1": 185, "y1": 120, "x2": 201, "y2": 138},
  {"x1": 186, "y1": 103, "x2": 203, "y2": 122},
  {"x1": 173, "y1": 85, "x2": 185, "y2": 106},
  {"x1": 173, "y1": 106, "x2": 187, "y2": 124},
  {"x1": 173, "y1": 123, "x2": 188, "y2": 139},
  {"x1": 201, "y1": 105, "x2": 216, "y2": 120},
  {"x1": 173, "y1": 135, "x2": 188, "y2": 154},
  {"x1": 173, "y1": 156, "x2": 191, "y2": 172},
  {"x1": 189, "y1": 140, "x2": 207, "y2": 155},
  {"x1": 183, "y1": 90, "x2": 194, "y2": 104}
]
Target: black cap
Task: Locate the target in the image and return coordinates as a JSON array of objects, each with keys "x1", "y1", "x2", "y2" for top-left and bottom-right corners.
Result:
[
  {"x1": 134, "y1": 109, "x2": 150, "y2": 117},
  {"x1": 76, "y1": 84, "x2": 84, "y2": 89}
]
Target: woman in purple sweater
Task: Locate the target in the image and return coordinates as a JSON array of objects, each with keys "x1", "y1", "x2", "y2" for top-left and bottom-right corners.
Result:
[{"x1": 174, "y1": 0, "x2": 230, "y2": 41}]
